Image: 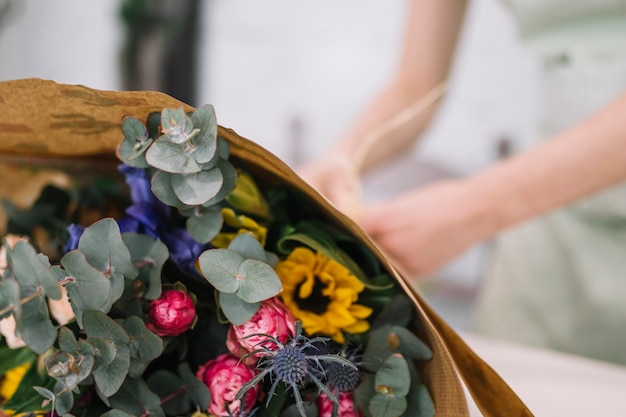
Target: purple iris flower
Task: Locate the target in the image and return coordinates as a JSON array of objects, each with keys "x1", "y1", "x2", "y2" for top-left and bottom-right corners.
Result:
[{"x1": 65, "y1": 165, "x2": 209, "y2": 276}]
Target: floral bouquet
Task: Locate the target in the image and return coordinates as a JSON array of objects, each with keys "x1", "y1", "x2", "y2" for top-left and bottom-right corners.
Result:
[{"x1": 0, "y1": 79, "x2": 532, "y2": 417}]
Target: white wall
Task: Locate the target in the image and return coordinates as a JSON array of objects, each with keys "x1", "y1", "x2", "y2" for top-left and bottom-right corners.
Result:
[{"x1": 0, "y1": 0, "x2": 122, "y2": 90}]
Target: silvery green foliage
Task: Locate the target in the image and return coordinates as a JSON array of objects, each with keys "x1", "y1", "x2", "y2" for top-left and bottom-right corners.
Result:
[
  {"x1": 0, "y1": 219, "x2": 178, "y2": 415},
  {"x1": 197, "y1": 233, "x2": 282, "y2": 325},
  {"x1": 118, "y1": 105, "x2": 236, "y2": 243}
]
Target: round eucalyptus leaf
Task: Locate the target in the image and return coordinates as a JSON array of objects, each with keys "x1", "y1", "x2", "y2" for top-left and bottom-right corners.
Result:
[
  {"x1": 83, "y1": 310, "x2": 130, "y2": 346},
  {"x1": 89, "y1": 336, "x2": 117, "y2": 368},
  {"x1": 18, "y1": 293, "x2": 57, "y2": 354},
  {"x1": 119, "y1": 117, "x2": 152, "y2": 163},
  {"x1": 92, "y1": 342, "x2": 130, "y2": 398},
  {"x1": 0, "y1": 278, "x2": 20, "y2": 319},
  {"x1": 236, "y1": 259, "x2": 282, "y2": 304},
  {"x1": 369, "y1": 393, "x2": 407, "y2": 417},
  {"x1": 146, "y1": 137, "x2": 202, "y2": 174},
  {"x1": 186, "y1": 208, "x2": 223, "y2": 243},
  {"x1": 217, "y1": 136, "x2": 230, "y2": 159},
  {"x1": 54, "y1": 387, "x2": 75, "y2": 415},
  {"x1": 375, "y1": 354, "x2": 411, "y2": 397},
  {"x1": 77, "y1": 218, "x2": 137, "y2": 280},
  {"x1": 110, "y1": 375, "x2": 164, "y2": 417},
  {"x1": 218, "y1": 291, "x2": 259, "y2": 325},
  {"x1": 58, "y1": 327, "x2": 78, "y2": 353},
  {"x1": 61, "y1": 250, "x2": 111, "y2": 314},
  {"x1": 150, "y1": 171, "x2": 187, "y2": 209},
  {"x1": 123, "y1": 316, "x2": 163, "y2": 362},
  {"x1": 404, "y1": 383, "x2": 435, "y2": 417},
  {"x1": 122, "y1": 233, "x2": 169, "y2": 300},
  {"x1": 201, "y1": 159, "x2": 237, "y2": 208},
  {"x1": 10, "y1": 241, "x2": 61, "y2": 299},
  {"x1": 197, "y1": 249, "x2": 244, "y2": 293},
  {"x1": 190, "y1": 104, "x2": 218, "y2": 165},
  {"x1": 161, "y1": 108, "x2": 197, "y2": 144},
  {"x1": 171, "y1": 169, "x2": 223, "y2": 206},
  {"x1": 228, "y1": 233, "x2": 267, "y2": 262}
]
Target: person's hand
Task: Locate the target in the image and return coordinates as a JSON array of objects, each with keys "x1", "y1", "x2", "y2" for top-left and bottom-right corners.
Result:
[
  {"x1": 297, "y1": 153, "x2": 364, "y2": 220},
  {"x1": 360, "y1": 179, "x2": 495, "y2": 280}
]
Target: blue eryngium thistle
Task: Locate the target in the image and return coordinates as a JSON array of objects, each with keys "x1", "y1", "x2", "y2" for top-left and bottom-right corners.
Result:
[{"x1": 235, "y1": 321, "x2": 359, "y2": 417}]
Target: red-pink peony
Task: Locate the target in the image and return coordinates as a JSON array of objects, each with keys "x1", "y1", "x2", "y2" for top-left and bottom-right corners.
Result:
[
  {"x1": 318, "y1": 391, "x2": 363, "y2": 417},
  {"x1": 146, "y1": 289, "x2": 196, "y2": 336},
  {"x1": 226, "y1": 297, "x2": 296, "y2": 363},
  {"x1": 196, "y1": 353, "x2": 260, "y2": 416}
]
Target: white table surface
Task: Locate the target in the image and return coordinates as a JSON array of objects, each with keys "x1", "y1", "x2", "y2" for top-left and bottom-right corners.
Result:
[{"x1": 460, "y1": 332, "x2": 626, "y2": 416}]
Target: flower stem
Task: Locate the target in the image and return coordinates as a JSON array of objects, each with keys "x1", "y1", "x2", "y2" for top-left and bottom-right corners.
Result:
[{"x1": 0, "y1": 287, "x2": 44, "y2": 316}]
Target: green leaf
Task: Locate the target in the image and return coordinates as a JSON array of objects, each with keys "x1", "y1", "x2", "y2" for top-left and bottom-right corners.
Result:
[
  {"x1": 61, "y1": 250, "x2": 111, "y2": 326},
  {"x1": 369, "y1": 393, "x2": 407, "y2": 417},
  {"x1": 122, "y1": 233, "x2": 168, "y2": 300},
  {"x1": 186, "y1": 207, "x2": 223, "y2": 243},
  {"x1": 58, "y1": 326, "x2": 79, "y2": 353},
  {"x1": 146, "y1": 370, "x2": 189, "y2": 416},
  {"x1": 354, "y1": 377, "x2": 376, "y2": 417},
  {"x1": 364, "y1": 326, "x2": 432, "y2": 371},
  {"x1": 119, "y1": 117, "x2": 152, "y2": 162},
  {"x1": 200, "y1": 159, "x2": 237, "y2": 207},
  {"x1": 197, "y1": 248, "x2": 244, "y2": 293},
  {"x1": 54, "y1": 387, "x2": 75, "y2": 415},
  {"x1": 178, "y1": 362, "x2": 211, "y2": 411},
  {"x1": 0, "y1": 345, "x2": 36, "y2": 374},
  {"x1": 237, "y1": 259, "x2": 282, "y2": 303},
  {"x1": 371, "y1": 294, "x2": 413, "y2": 329},
  {"x1": 146, "y1": 137, "x2": 202, "y2": 174},
  {"x1": 376, "y1": 354, "x2": 411, "y2": 397},
  {"x1": 404, "y1": 383, "x2": 435, "y2": 417},
  {"x1": 78, "y1": 218, "x2": 137, "y2": 281},
  {"x1": 218, "y1": 291, "x2": 259, "y2": 325},
  {"x1": 3, "y1": 360, "x2": 55, "y2": 414},
  {"x1": 18, "y1": 292, "x2": 57, "y2": 354},
  {"x1": 83, "y1": 311, "x2": 131, "y2": 397},
  {"x1": 150, "y1": 171, "x2": 187, "y2": 209},
  {"x1": 0, "y1": 278, "x2": 20, "y2": 319},
  {"x1": 171, "y1": 168, "x2": 223, "y2": 206},
  {"x1": 123, "y1": 316, "x2": 163, "y2": 367},
  {"x1": 109, "y1": 376, "x2": 165, "y2": 417},
  {"x1": 90, "y1": 337, "x2": 117, "y2": 368},
  {"x1": 228, "y1": 233, "x2": 267, "y2": 262},
  {"x1": 160, "y1": 107, "x2": 198, "y2": 145},
  {"x1": 101, "y1": 410, "x2": 135, "y2": 417},
  {"x1": 189, "y1": 104, "x2": 218, "y2": 165},
  {"x1": 10, "y1": 241, "x2": 62, "y2": 299}
]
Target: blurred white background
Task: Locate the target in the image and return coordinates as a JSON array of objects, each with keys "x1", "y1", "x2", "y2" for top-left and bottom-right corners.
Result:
[{"x1": 0, "y1": 0, "x2": 540, "y2": 329}]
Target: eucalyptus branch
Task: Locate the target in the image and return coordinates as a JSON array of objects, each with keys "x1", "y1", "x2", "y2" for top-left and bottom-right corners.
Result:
[{"x1": 0, "y1": 286, "x2": 44, "y2": 316}]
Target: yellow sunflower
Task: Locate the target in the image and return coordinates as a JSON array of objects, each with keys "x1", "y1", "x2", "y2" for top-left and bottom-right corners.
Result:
[
  {"x1": 275, "y1": 247, "x2": 373, "y2": 344},
  {"x1": 211, "y1": 207, "x2": 267, "y2": 248}
]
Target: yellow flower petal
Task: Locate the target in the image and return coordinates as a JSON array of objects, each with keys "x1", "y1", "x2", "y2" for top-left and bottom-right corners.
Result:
[{"x1": 275, "y1": 247, "x2": 373, "y2": 342}]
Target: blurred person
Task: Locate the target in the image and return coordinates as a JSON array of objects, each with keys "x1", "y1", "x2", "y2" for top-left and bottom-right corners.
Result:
[{"x1": 299, "y1": 0, "x2": 626, "y2": 365}]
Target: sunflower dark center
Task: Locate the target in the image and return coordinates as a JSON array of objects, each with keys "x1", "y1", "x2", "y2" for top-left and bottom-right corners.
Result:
[{"x1": 295, "y1": 275, "x2": 331, "y2": 314}]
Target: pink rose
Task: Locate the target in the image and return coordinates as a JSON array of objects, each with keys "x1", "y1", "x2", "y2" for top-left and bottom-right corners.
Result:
[
  {"x1": 318, "y1": 391, "x2": 363, "y2": 417},
  {"x1": 196, "y1": 353, "x2": 260, "y2": 416},
  {"x1": 226, "y1": 297, "x2": 296, "y2": 363},
  {"x1": 147, "y1": 289, "x2": 196, "y2": 336}
]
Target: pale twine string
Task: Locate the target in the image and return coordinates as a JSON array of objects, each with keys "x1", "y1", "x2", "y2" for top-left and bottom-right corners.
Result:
[{"x1": 337, "y1": 80, "x2": 450, "y2": 220}]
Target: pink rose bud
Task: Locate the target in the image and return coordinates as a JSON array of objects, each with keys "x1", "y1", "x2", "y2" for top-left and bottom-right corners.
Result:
[
  {"x1": 147, "y1": 289, "x2": 196, "y2": 336},
  {"x1": 226, "y1": 297, "x2": 296, "y2": 364},
  {"x1": 196, "y1": 353, "x2": 260, "y2": 416},
  {"x1": 318, "y1": 391, "x2": 363, "y2": 417}
]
